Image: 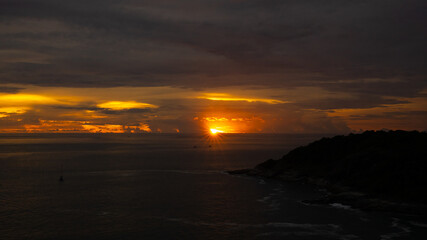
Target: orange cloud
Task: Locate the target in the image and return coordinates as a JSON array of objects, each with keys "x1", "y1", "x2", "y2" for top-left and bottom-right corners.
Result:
[
  {"x1": 82, "y1": 124, "x2": 125, "y2": 133},
  {"x1": 0, "y1": 93, "x2": 72, "y2": 117},
  {"x1": 24, "y1": 120, "x2": 87, "y2": 133},
  {"x1": 19, "y1": 119, "x2": 153, "y2": 133},
  {"x1": 0, "y1": 93, "x2": 57, "y2": 105},
  {"x1": 97, "y1": 101, "x2": 158, "y2": 110},
  {"x1": 197, "y1": 93, "x2": 287, "y2": 104},
  {"x1": 83, "y1": 123, "x2": 152, "y2": 133},
  {"x1": 0, "y1": 107, "x2": 29, "y2": 118}
]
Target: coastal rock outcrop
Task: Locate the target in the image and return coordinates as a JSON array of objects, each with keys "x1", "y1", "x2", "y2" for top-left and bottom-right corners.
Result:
[{"x1": 229, "y1": 130, "x2": 427, "y2": 213}]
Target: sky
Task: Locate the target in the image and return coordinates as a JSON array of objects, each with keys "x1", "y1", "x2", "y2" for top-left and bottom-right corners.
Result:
[{"x1": 0, "y1": 0, "x2": 426, "y2": 133}]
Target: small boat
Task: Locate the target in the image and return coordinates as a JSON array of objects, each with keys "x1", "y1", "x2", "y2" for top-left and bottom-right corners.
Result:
[{"x1": 59, "y1": 163, "x2": 64, "y2": 182}]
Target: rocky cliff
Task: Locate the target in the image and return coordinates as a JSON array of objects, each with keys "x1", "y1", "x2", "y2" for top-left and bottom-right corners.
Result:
[{"x1": 229, "y1": 130, "x2": 427, "y2": 213}]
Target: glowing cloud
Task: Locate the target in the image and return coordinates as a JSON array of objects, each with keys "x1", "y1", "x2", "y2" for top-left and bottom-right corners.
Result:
[
  {"x1": 23, "y1": 120, "x2": 87, "y2": 133},
  {"x1": 135, "y1": 123, "x2": 152, "y2": 133},
  {"x1": 198, "y1": 93, "x2": 287, "y2": 104},
  {"x1": 0, "y1": 94, "x2": 61, "y2": 117},
  {"x1": 0, "y1": 94, "x2": 57, "y2": 104},
  {"x1": 82, "y1": 124, "x2": 125, "y2": 133},
  {"x1": 83, "y1": 123, "x2": 152, "y2": 133},
  {"x1": 97, "y1": 101, "x2": 158, "y2": 110},
  {"x1": 20, "y1": 120, "x2": 153, "y2": 133},
  {"x1": 0, "y1": 107, "x2": 29, "y2": 117}
]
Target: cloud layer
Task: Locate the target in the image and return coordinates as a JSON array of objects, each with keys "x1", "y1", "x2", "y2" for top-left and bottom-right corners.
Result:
[{"x1": 0, "y1": 1, "x2": 426, "y2": 132}]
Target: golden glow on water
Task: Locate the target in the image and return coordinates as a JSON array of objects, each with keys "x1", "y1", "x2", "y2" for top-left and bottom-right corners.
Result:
[{"x1": 97, "y1": 101, "x2": 158, "y2": 110}]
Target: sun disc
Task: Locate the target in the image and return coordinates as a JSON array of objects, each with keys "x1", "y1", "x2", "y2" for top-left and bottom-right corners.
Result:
[{"x1": 210, "y1": 128, "x2": 224, "y2": 135}]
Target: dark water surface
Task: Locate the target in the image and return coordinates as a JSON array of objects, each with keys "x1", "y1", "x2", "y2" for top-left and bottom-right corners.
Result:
[{"x1": 0, "y1": 133, "x2": 426, "y2": 239}]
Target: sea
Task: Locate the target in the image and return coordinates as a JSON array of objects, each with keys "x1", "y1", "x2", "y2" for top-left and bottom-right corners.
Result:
[{"x1": 0, "y1": 133, "x2": 426, "y2": 240}]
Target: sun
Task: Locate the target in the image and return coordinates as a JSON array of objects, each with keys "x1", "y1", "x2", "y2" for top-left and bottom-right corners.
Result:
[{"x1": 210, "y1": 128, "x2": 224, "y2": 135}]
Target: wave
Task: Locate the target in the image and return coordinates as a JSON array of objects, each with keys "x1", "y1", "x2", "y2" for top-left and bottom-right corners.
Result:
[{"x1": 154, "y1": 216, "x2": 359, "y2": 239}]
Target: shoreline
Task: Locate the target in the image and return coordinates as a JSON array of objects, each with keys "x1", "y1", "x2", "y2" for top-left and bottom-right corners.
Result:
[{"x1": 228, "y1": 168, "x2": 427, "y2": 217}]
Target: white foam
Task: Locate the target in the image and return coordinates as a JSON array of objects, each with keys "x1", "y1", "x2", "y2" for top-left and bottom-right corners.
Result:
[
  {"x1": 257, "y1": 196, "x2": 271, "y2": 202},
  {"x1": 330, "y1": 203, "x2": 353, "y2": 210},
  {"x1": 156, "y1": 216, "x2": 358, "y2": 239},
  {"x1": 380, "y1": 218, "x2": 411, "y2": 240},
  {"x1": 409, "y1": 221, "x2": 427, "y2": 228}
]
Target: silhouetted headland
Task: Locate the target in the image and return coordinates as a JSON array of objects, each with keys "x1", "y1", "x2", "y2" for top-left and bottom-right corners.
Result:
[{"x1": 229, "y1": 130, "x2": 427, "y2": 215}]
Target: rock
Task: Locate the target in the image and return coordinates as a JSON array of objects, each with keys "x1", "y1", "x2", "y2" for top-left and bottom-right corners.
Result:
[{"x1": 229, "y1": 130, "x2": 427, "y2": 214}]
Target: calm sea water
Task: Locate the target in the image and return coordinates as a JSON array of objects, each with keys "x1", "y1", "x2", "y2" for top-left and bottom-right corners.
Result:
[{"x1": 0, "y1": 133, "x2": 426, "y2": 240}]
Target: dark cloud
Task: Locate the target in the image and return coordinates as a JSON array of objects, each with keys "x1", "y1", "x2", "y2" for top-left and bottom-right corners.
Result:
[
  {"x1": 0, "y1": 86, "x2": 23, "y2": 93},
  {"x1": 349, "y1": 111, "x2": 427, "y2": 120},
  {"x1": 296, "y1": 94, "x2": 410, "y2": 110},
  {"x1": 0, "y1": 0, "x2": 426, "y2": 110},
  {"x1": 49, "y1": 105, "x2": 99, "y2": 111},
  {"x1": 48, "y1": 104, "x2": 157, "y2": 115}
]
